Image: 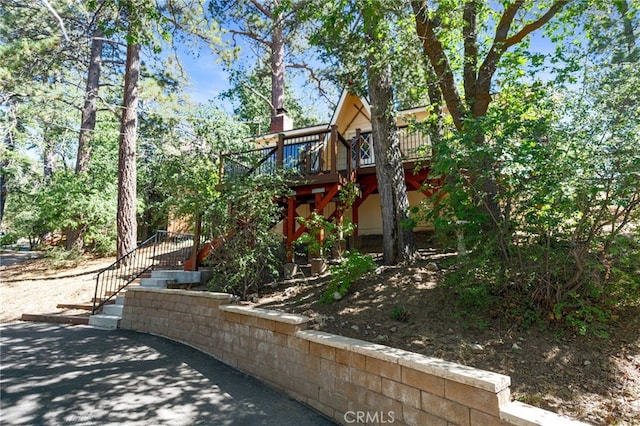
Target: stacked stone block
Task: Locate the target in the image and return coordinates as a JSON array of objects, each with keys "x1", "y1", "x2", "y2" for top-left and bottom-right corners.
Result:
[{"x1": 121, "y1": 288, "x2": 586, "y2": 426}]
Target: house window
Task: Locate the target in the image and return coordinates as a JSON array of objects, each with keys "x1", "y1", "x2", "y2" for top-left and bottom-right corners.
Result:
[{"x1": 354, "y1": 132, "x2": 375, "y2": 167}]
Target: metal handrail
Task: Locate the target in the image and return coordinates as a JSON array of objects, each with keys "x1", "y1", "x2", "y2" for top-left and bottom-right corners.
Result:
[{"x1": 92, "y1": 230, "x2": 195, "y2": 314}]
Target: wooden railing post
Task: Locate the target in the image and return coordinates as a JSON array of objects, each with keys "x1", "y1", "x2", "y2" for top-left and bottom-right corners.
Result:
[
  {"x1": 355, "y1": 128, "x2": 362, "y2": 169},
  {"x1": 346, "y1": 133, "x2": 353, "y2": 178},
  {"x1": 276, "y1": 133, "x2": 284, "y2": 168},
  {"x1": 330, "y1": 125, "x2": 338, "y2": 176}
]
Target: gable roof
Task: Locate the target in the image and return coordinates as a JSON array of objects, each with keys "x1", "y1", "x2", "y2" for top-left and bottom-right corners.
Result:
[
  {"x1": 329, "y1": 89, "x2": 372, "y2": 135},
  {"x1": 253, "y1": 88, "x2": 428, "y2": 144}
]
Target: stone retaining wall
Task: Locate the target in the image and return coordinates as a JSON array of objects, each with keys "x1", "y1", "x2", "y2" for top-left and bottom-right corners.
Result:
[{"x1": 120, "y1": 288, "x2": 585, "y2": 426}]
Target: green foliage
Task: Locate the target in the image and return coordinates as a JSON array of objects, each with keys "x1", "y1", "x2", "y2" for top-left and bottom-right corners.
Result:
[
  {"x1": 427, "y1": 59, "x2": 640, "y2": 335},
  {"x1": 206, "y1": 173, "x2": 289, "y2": 299},
  {"x1": 552, "y1": 292, "x2": 611, "y2": 338},
  {"x1": 141, "y1": 102, "x2": 247, "y2": 223},
  {"x1": 38, "y1": 171, "x2": 117, "y2": 249},
  {"x1": 295, "y1": 183, "x2": 359, "y2": 259},
  {"x1": 390, "y1": 306, "x2": 410, "y2": 322},
  {"x1": 295, "y1": 212, "x2": 355, "y2": 259},
  {"x1": 42, "y1": 246, "x2": 84, "y2": 269},
  {"x1": 321, "y1": 250, "x2": 376, "y2": 304},
  {"x1": 0, "y1": 232, "x2": 19, "y2": 247},
  {"x1": 2, "y1": 116, "x2": 119, "y2": 253},
  {"x1": 220, "y1": 67, "x2": 322, "y2": 136}
]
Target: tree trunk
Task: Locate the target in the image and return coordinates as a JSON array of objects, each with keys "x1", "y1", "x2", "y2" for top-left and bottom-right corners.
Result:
[
  {"x1": 66, "y1": 27, "x2": 104, "y2": 251},
  {"x1": 424, "y1": 60, "x2": 444, "y2": 157},
  {"x1": 43, "y1": 138, "x2": 55, "y2": 182},
  {"x1": 0, "y1": 129, "x2": 13, "y2": 228},
  {"x1": 116, "y1": 39, "x2": 140, "y2": 260},
  {"x1": 270, "y1": 14, "x2": 285, "y2": 114},
  {"x1": 364, "y1": 10, "x2": 416, "y2": 265},
  {"x1": 614, "y1": 0, "x2": 637, "y2": 60},
  {"x1": 76, "y1": 27, "x2": 103, "y2": 174}
]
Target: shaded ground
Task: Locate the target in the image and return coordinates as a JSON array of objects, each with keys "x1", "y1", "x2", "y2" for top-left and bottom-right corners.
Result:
[
  {"x1": 0, "y1": 253, "x2": 115, "y2": 322},
  {"x1": 0, "y1": 322, "x2": 335, "y2": 425},
  {"x1": 252, "y1": 243, "x2": 640, "y2": 426}
]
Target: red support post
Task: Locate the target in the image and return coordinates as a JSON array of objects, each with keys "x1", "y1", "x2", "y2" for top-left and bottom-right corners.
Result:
[{"x1": 286, "y1": 196, "x2": 296, "y2": 261}]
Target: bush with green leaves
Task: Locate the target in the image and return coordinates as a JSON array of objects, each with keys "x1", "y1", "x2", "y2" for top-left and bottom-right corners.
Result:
[
  {"x1": 424, "y1": 66, "x2": 640, "y2": 335},
  {"x1": 321, "y1": 250, "x2": 377, "y2": 303},
  {"x1": 0, "y1": 231, "x2": 19, "y2": 247},
  {"x1": 43, "y1": 246, "x2": 84, "y2": 269},
  {"x1": 295, "y1": 183, "x2": 359, "y2": 259},
  {"x1": 390, "y1": 306, "x2": 410, "y2": 322},
  {"x1": 295, "y1": 212, "x2": 355, "y2": 259},
  {"x1": 205, "y1": 173, "x2": 289, "y2": 300}
]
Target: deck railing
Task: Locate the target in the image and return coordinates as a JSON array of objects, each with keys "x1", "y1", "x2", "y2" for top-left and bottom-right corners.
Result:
[
  {"x1": 221, "y1": 125, "x2": 430, "y2": 181},
  {"x1": 92, "y1": 230, "x2": 195, "y2": 314},
  {"x1": 221, "y1": 128, "x2": 333, "y2": 180},
  {"x1": 354, "y1": 126, "x2": 429, "y2": 168}
]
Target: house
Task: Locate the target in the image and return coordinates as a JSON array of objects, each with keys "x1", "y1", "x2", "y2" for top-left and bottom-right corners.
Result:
[{"x1": 186, "y1": 89, "x2": 443, "y2": 268}]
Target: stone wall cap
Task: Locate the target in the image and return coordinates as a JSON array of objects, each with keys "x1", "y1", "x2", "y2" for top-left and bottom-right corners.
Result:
[
  {"x1": 297, "y1": 330, "x2": 362, "y2": 350},
  {"x1": 126, "y1": 287, "x2": 232, "y2": 300},
  {"x1": 500, "y1": 401, "x2": 590, "y2": 425},
  {"x1": 220, "y1": 305, "x2": 309, "y2": 325},
  {"x1": 297, "y1": 330, "x2": 510, "y2": 392},
  {"x1": 399, "y1": 352, "x2": 510, "y2": 392}
]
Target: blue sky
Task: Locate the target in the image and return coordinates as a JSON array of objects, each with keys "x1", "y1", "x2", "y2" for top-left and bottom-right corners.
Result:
[
  {"x1": 171, "y1": 26, "x2": 560, "y2": 121},
  {"x1": 179, "y1": 53, "x2": 230, "y2": 104}
]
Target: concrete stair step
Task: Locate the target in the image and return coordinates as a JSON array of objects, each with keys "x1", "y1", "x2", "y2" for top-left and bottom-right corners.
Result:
[
  {"x1": 151, "y1": 270, "x2": 203, "y2": 284},
  {"x1": 139, "y1": 278, "x2": 171, "y2": 288},
  {"x1": 102, "y1": 304, "x2": 124, "y2": 316},
  {"x1": 88, "y1": 314, "x2": 121, "y2": 330},
  {"x1": 115, "y1": 295, "x2": 126, "y2": 305},
  {"x1": 91, "y1": 297, "x2": 116, "y2": 304}
]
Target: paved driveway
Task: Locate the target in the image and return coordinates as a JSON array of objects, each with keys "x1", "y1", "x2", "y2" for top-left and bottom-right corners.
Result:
[{"x1": 0, "y1": 323, "x2": 335, "y2": 425}]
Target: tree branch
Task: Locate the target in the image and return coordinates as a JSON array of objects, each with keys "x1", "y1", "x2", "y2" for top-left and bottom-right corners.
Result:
[
  {"x1": 241, "y1": 82, "x2": 275, "y2": 112},
  {"x1": 228, "y1": 28, "x2": 272, "y2": 48},
  {"x1": 463, "y1": 1, "x2": 479, "y2": 102},
  {"x1": 503, "y1": 1, "x2": 570, "y2": 48},
  {"x1": 40, "y1": 0, "x2": 69, "y2": 41},
  {"x1": 477, "y1": 1, "x2": 570, "y2": 95},
  {"x1": 285, "y1": 62, "x2": 335, "y2": 106},
  {"x1": 411, "y1": 1, "x2": 465, "y2": 130},
  {"x1": 248, "y1": 0, "x2": 272, "y2": 19}
]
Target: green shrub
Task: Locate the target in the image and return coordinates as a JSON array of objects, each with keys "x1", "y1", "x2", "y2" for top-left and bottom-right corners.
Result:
[
  {"x1": 0, "y1": 232, "x2": 19, "y2": 247},
  {"x1": 205, "y1": 174, "x2": 287, "y2": 299},
  {"x1": 43, "y1": 246, "x2": 84, "y2": 269},
  {"x1": 321, "y1": 250, "x2": 376, "y2": 303},
  {"x1": 390, "y1": 306, "x2": 410, "y2": 322}
]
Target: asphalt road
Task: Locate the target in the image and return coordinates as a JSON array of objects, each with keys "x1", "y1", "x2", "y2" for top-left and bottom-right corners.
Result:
[{"x1": 0, "y1": 322, "x2": 336, "y2": 425}]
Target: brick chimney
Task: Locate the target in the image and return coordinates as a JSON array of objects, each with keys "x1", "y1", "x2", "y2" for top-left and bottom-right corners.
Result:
[{"x1": 270, "y1": 107, "x2": 293, "y2": 133}]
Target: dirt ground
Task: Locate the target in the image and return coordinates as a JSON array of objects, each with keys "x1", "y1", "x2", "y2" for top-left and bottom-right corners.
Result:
[
  {"x1": 1, "y1": 249, "x2": 638, "y2": 425},
  {"x1": 0, "y1": 254, "x2": 116, "y2": 322},
  {"x1": 251, "y1": 246, "x2": 640, "y2": 425}
]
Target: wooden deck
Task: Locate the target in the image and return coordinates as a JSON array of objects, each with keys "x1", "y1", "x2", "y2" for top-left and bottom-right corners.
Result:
[{"x1": 204, "y1": 125, "x2": 441, "y2": 265}]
